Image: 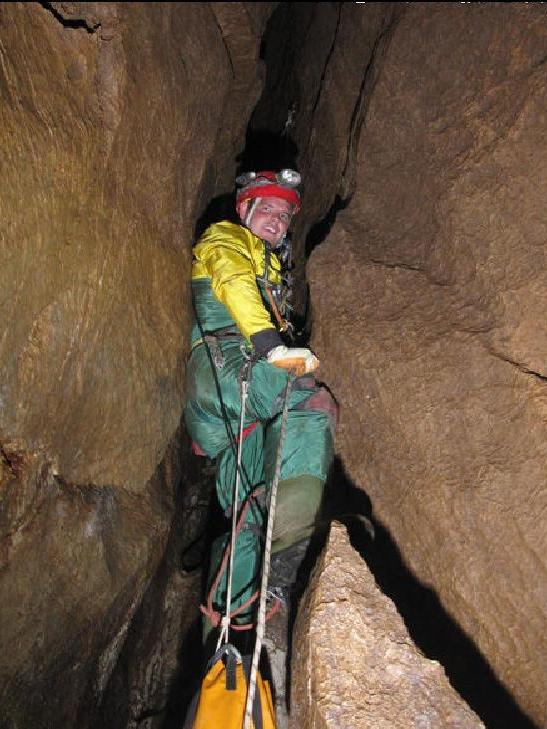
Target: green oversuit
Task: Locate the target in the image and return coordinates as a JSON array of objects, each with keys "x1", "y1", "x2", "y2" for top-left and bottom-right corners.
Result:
[{"x1": 185, "y1": 221, "x2": 334, "y2": 628}]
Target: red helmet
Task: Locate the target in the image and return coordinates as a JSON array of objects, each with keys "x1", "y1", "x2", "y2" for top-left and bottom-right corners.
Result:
[{"x1": 236, "y1": 169, "x2": 301, "y2": 213}]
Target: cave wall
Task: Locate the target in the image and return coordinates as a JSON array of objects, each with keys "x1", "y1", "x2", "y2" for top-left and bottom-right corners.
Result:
[
  {"x1": 2, "y1": 2, "x2": 546, "y2": 726},
  {"x1": 0, "y1": 3, "x2": 274, "y2": 726},
  {"x1": 306, "y1": 4, "x2": 547, "y2": 725},
  {"x1": 249, "y1": 2, "x2": 403, "y2": 308}
]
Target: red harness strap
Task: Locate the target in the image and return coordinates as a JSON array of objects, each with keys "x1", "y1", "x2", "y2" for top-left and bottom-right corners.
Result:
[
  {"x1": 195, "y1": 420, "x2": 276, "y2": 629},
  {"x1": 191, "y1": 421, "x2": 258, "y2": 457},
  {"x1": 191, "y1": 441, "x2": 207, "y2": 456},
  {"x1": 199, "y1": 486, "x2": 282, "y2": 631}
]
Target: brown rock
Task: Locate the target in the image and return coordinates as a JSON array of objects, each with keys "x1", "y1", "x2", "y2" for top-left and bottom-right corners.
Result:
[
  {"x1": 249, "y1": 2, "x2": 403, "y2": 306},
  {"x1": 0, "y1": 3, "x2": 273, "y2": 726},
  {"x1": 3, "y1": 1, "x2": 545, "y2": 725},
  {"x1": 308, "y1": 4, "x2": 547, "y2": 725},
  {"x1": 291, "y1": 522, "x2": 484, "y2": 729}
]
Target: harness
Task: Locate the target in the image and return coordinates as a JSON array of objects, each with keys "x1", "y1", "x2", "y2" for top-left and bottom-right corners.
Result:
[
  {"x1": 190, "y1": 325, "x2": 243, "y2": 369},
  {"x1": 256, "y1": 243, "x2": 294, "y2": 339}
]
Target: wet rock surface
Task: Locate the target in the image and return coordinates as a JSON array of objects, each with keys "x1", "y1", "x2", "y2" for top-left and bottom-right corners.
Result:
[{"x1": 291, "y1": 522, "x2": 485, "y2": 729}]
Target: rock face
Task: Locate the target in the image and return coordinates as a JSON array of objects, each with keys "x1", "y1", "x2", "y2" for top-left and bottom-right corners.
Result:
[
  {"x1": 291, "y1": 522, "x2": 485, "y2": 729},
  {"x1": 0, "y1": 3, "x2": 273, "y2": 726},
  {"x1": 249, "y1": 2, "x2": 403, "y2": 306},
  {"x1": 2, "y1": 2, "x2": 546, "y2": 726},
  {"x1": 308, "y1": 4, "x2": 547, "y2": 726}
]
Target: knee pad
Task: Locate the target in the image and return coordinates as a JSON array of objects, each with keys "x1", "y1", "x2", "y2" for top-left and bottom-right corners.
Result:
[{"x1": 299, "y1": 386, "x2": 338, "y2": 429}]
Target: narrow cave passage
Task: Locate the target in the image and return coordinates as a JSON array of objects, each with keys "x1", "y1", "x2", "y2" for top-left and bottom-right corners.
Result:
[
  {"x1": 168, "y1": 3, "x2": 543, "y2": 728},
  {"x1": 1, "y1": 3, "x2": 545, "y2": 729}
]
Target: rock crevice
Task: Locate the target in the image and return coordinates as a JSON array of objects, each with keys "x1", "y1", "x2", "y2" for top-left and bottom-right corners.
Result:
[{"x1": 1, "y1": 3, "x2": 546, "y2": 727}]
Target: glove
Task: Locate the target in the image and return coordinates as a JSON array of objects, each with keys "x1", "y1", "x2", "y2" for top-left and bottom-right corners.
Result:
[{"x1": 266, "y1": 345, "x2": 319, "y2": 375}]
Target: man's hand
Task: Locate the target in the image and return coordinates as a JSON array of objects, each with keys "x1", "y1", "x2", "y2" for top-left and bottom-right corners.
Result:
[{"x1": 266, "y1": 345, "x2": 319, "y2": 375}]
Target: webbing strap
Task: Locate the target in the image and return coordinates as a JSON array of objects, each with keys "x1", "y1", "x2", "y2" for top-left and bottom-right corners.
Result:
[{"x1": 190, "y1": 326, "x2": 242, "y2": 353}]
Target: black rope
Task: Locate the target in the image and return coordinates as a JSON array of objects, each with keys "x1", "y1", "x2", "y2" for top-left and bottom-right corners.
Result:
[{"x1": 191, "y1": 294, "x2": 266, "y2": 533}]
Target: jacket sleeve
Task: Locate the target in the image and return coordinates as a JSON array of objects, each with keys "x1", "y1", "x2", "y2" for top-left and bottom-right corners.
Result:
[{"x1": 201, "y1": 241, "x2": 279, "y2": 345}]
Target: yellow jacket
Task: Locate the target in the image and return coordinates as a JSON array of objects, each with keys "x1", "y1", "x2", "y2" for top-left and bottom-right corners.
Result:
[{"x1": 191, "y1": 221, "x2": 282, "y2": 343}]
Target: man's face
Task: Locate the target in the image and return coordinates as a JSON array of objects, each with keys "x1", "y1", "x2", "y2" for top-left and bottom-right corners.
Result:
[{"x1": 239, "y1": 196, "x2": 293, "y2": 247}]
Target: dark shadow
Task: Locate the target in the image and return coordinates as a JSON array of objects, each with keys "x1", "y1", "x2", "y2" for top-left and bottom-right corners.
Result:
[
  {"x1": 305, "y1": 193, "x2": 349, "y2": 257},
  {"x1": 161, "y1": 615, "x2": 202, "y2": 729},
  {"x1": 299, "y1": 456, "x2": 539, "y2": 729},
  {"x1": 160, "y1": 454, "x2": 217, "y2": 729},
  {"x1": 193, "y1": 192, "x2": 238, "y2": 241},
  {"x1": 236, "y1": 128, "x2": 299, "y2": 176},
  {"x1": 296, "y1": 194, "x2": 350, "y2": 336},
  {"x1": 178, "y1": 454, "x2": 216, "y2": 573},
  {"x1": 40, "y1": 2, "x2": 98, "y2": 32}
]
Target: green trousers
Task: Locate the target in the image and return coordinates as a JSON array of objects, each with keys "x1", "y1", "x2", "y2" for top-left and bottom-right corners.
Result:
[{"x1": 185, "y1": 339, "x2": 334, "y2": 628}]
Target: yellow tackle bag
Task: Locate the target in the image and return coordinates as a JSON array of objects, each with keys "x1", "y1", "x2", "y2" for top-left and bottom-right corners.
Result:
[{"x1": 184, "y1": 644, "x2": 276, "y2": 729}]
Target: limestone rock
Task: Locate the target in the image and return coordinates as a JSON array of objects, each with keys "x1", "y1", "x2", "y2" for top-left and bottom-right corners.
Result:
[
  {"x1": 249, "y1": 2, "x2": 403, "y2": 307},
  {"x1": 3, "y1": 2, "x2": 546, "y2": 725},
  {"x1": 96, "y1": 553, "x2": 202, "y2": 729},
  {"x1": 0, "y1": 3, "x2": 273, "y2": 726},
  {"x1": 291, "y1": 522, "x2": 484, "y2": 729},
  {"x1": 308, "y1": 4, "x2": 547, "y2": 725}
]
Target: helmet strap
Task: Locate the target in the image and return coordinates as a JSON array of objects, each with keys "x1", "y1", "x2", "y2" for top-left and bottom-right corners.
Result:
[{"x1": 244, "y1": 197, "x2": 260, "y2": 229}]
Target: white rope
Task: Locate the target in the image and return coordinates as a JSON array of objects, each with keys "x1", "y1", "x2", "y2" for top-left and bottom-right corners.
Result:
[
  {"x1": 216, "y1": 376, "x2": 250, "y2": 652},
  {"x1": 243, "y1": 375, "x2": 293, "y2": 729}
]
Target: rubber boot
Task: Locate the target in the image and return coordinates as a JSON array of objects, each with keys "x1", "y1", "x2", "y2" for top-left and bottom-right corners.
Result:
[
  {"x1": 267, "y1": 536, "x2": 311, "y2": 649},
  {"x1": 263, "y1": 537, "x2": 311, "y2": 729},
  {"x1": 271, "y1": 475, "x2": 324, "y2": 554}
]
